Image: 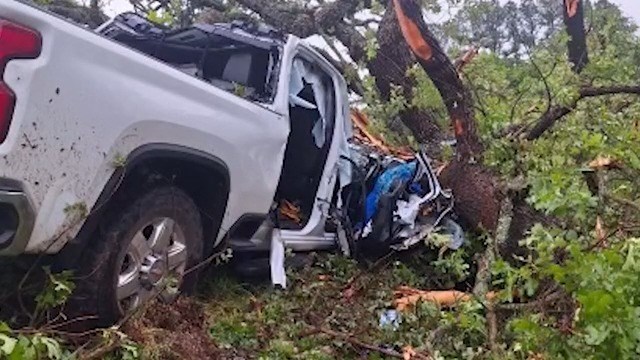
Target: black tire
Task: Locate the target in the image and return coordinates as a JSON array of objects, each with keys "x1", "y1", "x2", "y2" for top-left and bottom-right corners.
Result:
[{"x1": 70, "y1": 186, "x2": 204, "y2": 326}]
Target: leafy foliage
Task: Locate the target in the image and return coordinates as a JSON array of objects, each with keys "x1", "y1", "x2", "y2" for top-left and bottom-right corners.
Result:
[
  {"x1": 0, "y1": 329, "x2": 69, "y2": 360},
  {"x1": 359, "y1": 0, "x2": 640, "y2": 358}
]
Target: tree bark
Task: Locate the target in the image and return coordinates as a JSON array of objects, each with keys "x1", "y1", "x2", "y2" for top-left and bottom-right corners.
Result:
[
  {"x1": 234, "y1": 0, "x2": 361, "y2": 39},
  {"x1": 391, "y1": 0, "x2": 484, "y2": 162},
  {"x1": 563, "y1": 0, "x2": 589, "y2": 73},
  {"x1": 369, "y1": 6, "x2": 445, "y2": 154},
  {"x1": 391, "y1": 0, "x2": 502, "y2": 232}
]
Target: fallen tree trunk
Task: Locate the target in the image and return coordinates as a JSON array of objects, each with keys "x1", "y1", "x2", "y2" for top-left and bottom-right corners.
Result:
[{"x1": 392, "y1": 0, "x2": 503, "y2": 232}]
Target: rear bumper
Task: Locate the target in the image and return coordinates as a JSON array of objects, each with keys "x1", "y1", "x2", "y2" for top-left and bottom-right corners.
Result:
[{"x1": 0, "y1": 179, "x2": 35, "y2": 255}]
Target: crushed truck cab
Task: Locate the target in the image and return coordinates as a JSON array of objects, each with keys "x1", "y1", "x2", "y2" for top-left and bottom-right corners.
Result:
[{"x1": 96, "y1": 13, "x2": 357, "y2": 257}]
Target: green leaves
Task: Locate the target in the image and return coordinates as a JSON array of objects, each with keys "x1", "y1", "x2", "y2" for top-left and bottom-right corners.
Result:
[
  {"x1": 506, "y1": 225, "x2": 640, "y2": 358},
  {"x1": 0, "y1": 333, "x2": 17, "y2": 355},
  {"x1": 0, "y1": 330, "x2": 67, "y2": 360},
  {"x1": 365, "y1": 30, "x2": 380, "y2": 61},
  {"x1": 35, "y1": 268, "x2": 75, "y2": 311}
]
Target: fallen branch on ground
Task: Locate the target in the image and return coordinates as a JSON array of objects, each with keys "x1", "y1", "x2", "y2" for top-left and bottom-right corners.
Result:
[
  {"x1": 393, "y1": 287, "x2": 498, "y2": 310},
  {"x1": 77, "y1": 338, "x2": 122, "y2": 360},
  {"x1": 496, "y1": 289, "x2": 564, "y2": 312},
  {"x1": 342, "y1": 250, "x2": 396, "y2": 301},
  {"x1": 304, "y1": 326, "x2": 428, "y2": 359}
]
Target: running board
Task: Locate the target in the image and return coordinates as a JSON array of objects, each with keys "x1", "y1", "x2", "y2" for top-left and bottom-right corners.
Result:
[{"x1": 229, "y1": 232, "x2": 337, "y2": 254}]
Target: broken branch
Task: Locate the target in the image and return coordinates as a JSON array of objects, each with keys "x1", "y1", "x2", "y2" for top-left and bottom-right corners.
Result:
[
  {"x1": 392, "y1": 0, "x2": 484, "y2": 161},
  {"x1": 526, "y1": 85, "x2": 640, "y2": 140},
  {"x1": 454, "y1": 47, "x2": 478, "y2": 72},
  {"x1": 306, "y1": 327, "x2": 407, "y2": 359},
  {"x1": 394, "y1": 288, "x2": 471, "y2": 310}
]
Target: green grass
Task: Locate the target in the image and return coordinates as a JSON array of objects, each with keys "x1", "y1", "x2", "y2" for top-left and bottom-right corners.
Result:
[{"x1": 190, "y1": 251, "x2": 478, "y2": 359}]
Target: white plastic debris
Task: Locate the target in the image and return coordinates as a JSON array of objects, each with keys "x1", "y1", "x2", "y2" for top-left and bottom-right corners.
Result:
[
  {"x1": 379, "y1": 309, "x2": 400, "y2": 330},
  {"x1": 362, "y1": 220, "x2": 373, "y2": 238},
  {"x1": 441, "y1": 218, "x2": 465, "y2": 250},
  {"x1": 270, "y1": 228, "x2": 287, "y2": 289},
  {"x1": 395, "y1": 194, "x2": 423, "y2": 228}
]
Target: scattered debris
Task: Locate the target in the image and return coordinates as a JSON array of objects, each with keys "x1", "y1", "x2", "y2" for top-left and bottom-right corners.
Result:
[
  {"x1": 351, "y1": 110, "x2": 414, "y2": 160},
  {"x1": 339, "y1": 141, "x2": 462, "y2": 259},
  {"x1": 394, "y1": 287, "x2": 471, "y2": 310},
  {"x1": 270, "y1": 226, "x2": 287, "y2": 289},
  {"x1": 402, "y1": 345, "x2": 417, "y2": 360},
  {"x1": 379, "y1": 309, "x2": 400, "y2": 330}
]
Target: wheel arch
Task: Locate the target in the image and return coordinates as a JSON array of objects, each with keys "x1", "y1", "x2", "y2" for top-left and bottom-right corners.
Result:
[{"x1": 56, "y1": 143, "x2": 230, "y2": 268}]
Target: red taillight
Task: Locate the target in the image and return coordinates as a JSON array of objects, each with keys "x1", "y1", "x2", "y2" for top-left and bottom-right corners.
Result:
[
  {"x1": 0, "y1": 83, "x2": 15, "y2": 143},
  {"x1": 0, "y1": 19, "x2": 42, "y2": 144}
]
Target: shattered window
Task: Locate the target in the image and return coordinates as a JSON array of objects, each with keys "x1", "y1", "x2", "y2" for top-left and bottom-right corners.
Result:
[
  {"x1": 288, "y1": 58, "x2": 334, "y2": 147},
  {"x1": 100, "y1": 14, "x2": 281, "y2": 102}
]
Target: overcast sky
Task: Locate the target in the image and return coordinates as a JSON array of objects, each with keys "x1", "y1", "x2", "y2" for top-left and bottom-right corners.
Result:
[
  {"x1": 603, "y1": 0, "x2": 639, "y2": 20},
  {"x1": 103, "y1": 0, "x2": 640, "y2": 25}
]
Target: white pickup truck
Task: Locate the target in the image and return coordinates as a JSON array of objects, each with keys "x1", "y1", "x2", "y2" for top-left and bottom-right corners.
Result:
[{"x1": 0, "y1": 1, "x2": 457, "y2": 325}]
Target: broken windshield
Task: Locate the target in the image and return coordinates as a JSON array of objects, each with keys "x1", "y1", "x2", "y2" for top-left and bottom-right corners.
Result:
[{"x1": 99, "y1": 13, "x2": 283, "y2": 103}]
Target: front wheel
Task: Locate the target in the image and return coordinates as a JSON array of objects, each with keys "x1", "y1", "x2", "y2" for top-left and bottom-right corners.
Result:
[{"x1": 72, "y1": 186, "x2": 204, "y2": 326}]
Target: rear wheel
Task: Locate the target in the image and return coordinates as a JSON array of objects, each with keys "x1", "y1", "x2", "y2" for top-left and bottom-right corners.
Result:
[{"x1": 72, "y1": 186, "x2": 203, "y2": 326}]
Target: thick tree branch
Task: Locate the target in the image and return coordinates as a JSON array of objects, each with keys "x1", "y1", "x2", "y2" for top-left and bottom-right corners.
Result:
[
  {"x1": 314, "y1": 0, "x2": 361, "y2": 29},
  {"x1": 580, "y1": 85, "x2": 640, "y2": 97},
  {"x1": 187, "y1": 0, "x2": 228, "y2": 12},
  {"x1": 563, "y1": 0, "x2": 589, "y2": 73},
  {"x1": 312, "y1": 45, "x2": 365, "y2": 97},
  {"x1": 233, "y1": 0, "x2": 315, "y2": 37},
  {"x1": 234, "y1": 0, "x2": 360, "y2": 38},
  {"x1": 392, "y1": 0, "x2": 484, "y2": 161},
  {"x1": 526, "y1": 85, "x2": 640, "y2": 140},
  {"x1": 332, "y1": 23, "x2": 368, "y2": 64},
  {"x1": 235, "y1": 0, "x2": 369, "y2": 94}
]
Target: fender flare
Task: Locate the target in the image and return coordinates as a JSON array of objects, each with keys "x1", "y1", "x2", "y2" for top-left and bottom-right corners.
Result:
[{"x1": 55, "y1": 143, "x2": 231, "y2": 268}]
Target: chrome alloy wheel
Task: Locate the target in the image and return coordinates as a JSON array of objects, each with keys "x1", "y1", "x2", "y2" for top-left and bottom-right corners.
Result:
[{"x1": 116, "y1": 217, "x2": 188, "y2": 313}]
